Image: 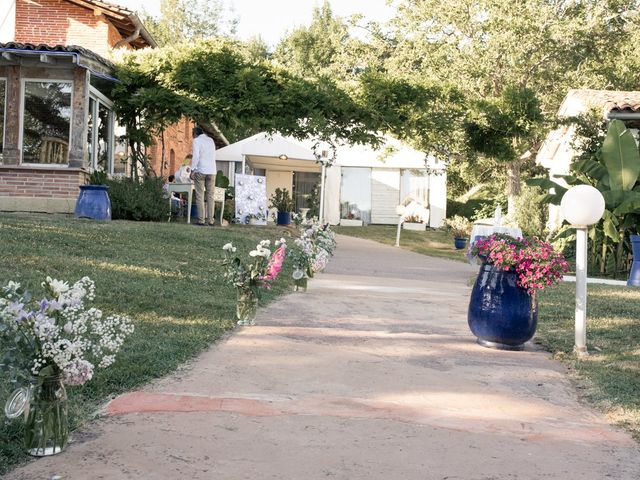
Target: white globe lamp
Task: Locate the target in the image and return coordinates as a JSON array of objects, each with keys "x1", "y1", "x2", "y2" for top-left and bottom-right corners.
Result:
[
  {"x1": 560, "y1": 185, "x2": 606, "y2": 356},
  {"x1": 560, "y1": 185, "x2": 605, "y2": 227}
]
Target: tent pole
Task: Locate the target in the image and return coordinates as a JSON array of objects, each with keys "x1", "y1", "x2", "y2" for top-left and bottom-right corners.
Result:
[
  {"x1": 319, "y1": 164, "x2": 326, "y2": 223},
  {"x1": 241, "y1": 154, "x2": 246, "y2": 175}
]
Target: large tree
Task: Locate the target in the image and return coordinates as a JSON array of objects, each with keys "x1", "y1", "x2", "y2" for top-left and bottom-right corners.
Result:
[
  {"x1": 141, "y1": 0, "x2": 238, "y2": 47},
  {"x1": 273, "y1": 1, "x2": 381, "y2": 82},
  {"x1": 380, "y1": 0, "x2": 640, "y2": 212}
]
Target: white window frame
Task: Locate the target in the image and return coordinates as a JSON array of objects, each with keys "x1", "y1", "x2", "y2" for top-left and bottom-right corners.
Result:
[
  {"x1": 0, "y1": 77, "x2": 6, "y2": 161},
  {"x1": 88, "y1": 86, "x2": 114, "y2": 173},
  {"x1": 19, "y1": 78, "x2": 74, "y2": 167}
]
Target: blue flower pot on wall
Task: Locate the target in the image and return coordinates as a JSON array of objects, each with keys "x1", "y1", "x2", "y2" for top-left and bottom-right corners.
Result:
[
  {"x1": 454, "y1": 237, "x2": 468, "y2": 250},
  {"x1": 468, "y1": 263, "x2": 538, "y2": 351},
  {"x1": 74, "y1": 185, "x2": 111, "y2": 221},
  {"x1": 276, "y1": 211, "x2": 291, "y2": 226},
  {"x1": 628, "y1": 235, "x2": 640, "y2": 287}
]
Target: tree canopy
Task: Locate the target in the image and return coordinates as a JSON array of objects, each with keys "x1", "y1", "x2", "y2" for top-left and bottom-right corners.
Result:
[{"x1": 140, "y1": 0, "x2": 238, "y2": 47}]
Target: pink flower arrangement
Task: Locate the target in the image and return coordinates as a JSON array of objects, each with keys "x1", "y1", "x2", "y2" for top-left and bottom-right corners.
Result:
[
  {"x1": 469, "y1": 234, "x2": 569, "y2": 293},
  {"x1": 260, "y1": 241, "x2": 287, "y2": 288}
]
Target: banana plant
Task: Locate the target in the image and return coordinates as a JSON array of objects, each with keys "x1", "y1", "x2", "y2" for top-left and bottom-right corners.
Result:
[{"x1": 527, "y1": 119, "x2": 640, "y2": 275}]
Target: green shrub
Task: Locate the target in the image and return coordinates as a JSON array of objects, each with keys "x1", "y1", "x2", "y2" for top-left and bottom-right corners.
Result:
[
  {"x1": 106, "y1": 177, "x2": 169, "y2": 221},
  {"x1": 446, "y1": 198, "x2": 494, "y2": 220},
  {"x1": 514, "y1": 185, "x2": 546, "y2": 237}
]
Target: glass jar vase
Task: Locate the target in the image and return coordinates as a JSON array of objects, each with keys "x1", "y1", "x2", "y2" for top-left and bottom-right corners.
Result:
[
  {"x1": 24, "y1": 375, "x2": 69, "y2": 456},
  {"x1": 236, "y1": 287, "x2": 258, "y2": 326},
  {"x1": 293, "y1": 276, "x2": 308, "y2": 292}
]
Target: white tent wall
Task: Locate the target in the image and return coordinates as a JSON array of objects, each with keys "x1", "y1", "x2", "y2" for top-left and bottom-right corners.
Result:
[
  {"x1": 324, "y1": 166, "x2": 341, "y2": 225},
  {"x1": 371, "y1": 169, "x2": 401, "y2": 224},
  {"x1": 428, "y1": 170, "x2": 447, "y2": 228}
]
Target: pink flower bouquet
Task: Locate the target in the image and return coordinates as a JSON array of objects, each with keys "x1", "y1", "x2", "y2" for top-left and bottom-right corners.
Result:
[{"x1": 469, "y1": 234, "x2": 569, "y2": 293}]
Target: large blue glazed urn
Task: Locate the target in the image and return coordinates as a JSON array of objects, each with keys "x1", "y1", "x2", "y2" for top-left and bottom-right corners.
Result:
[
  {"x1": 628, "y1": 235, "x2": 640, "y2": 287},
  {"x1": 468, "y1": 263, "x2": 538, "y2": 351},
  {"x1": 74, "y1": 185, "x2": 111, "y2": 221},
  {"x1": 276, "y1": 211, "x2": 291, "y2": 226}
]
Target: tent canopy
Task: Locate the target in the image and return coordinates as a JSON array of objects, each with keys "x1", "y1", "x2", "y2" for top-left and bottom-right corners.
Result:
[{"x1": 216, "y1": 132, "x2": 320, "y2": 172}]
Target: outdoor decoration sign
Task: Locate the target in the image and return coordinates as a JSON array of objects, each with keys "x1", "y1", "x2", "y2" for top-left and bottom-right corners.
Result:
[{"x1": 235, "y1": 174, "x2": 268, "y2": 225}]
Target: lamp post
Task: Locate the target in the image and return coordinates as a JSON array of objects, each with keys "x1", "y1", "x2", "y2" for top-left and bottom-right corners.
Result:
[
  {"x1": 318, "y1": 150, "x2": 329, "y2": 223},
  {"x1": 559, "y1": 185, "x2": 605, "y2": 356},
  {"x1": 395, "y1": 204, "x2": 405, "y2": 247}
]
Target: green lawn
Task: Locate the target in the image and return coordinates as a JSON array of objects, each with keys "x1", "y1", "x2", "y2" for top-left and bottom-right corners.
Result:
[
  {"x1": 334, "y1": 225, "x2": 467, "y2": 261},
  {"x1": 0, "y1": 214, "x2": 296, "y2": 474},
  {"x1": 537, "y1": 283, "x2": 640, "y2": 440}
]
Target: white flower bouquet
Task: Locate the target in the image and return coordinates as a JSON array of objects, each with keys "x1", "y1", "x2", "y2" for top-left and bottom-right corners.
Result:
[
  {"x1": 0, "y1": 277, "x2": 133, "y2": 385},
  {"x1": 0, "y1": 276, "x2": 134, "y2": 456}
]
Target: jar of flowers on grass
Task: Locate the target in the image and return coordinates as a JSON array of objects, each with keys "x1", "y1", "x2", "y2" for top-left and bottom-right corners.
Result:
[
  {"x1": 222, "y1": 238, "x2": 287, "y2": 325},
  {"x1": 1, "y1": 277, "x2": 134, "y2": 456}
]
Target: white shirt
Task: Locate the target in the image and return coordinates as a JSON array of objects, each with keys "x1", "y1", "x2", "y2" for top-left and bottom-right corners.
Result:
[{"x1": 191, "y1": 134, "x2": 217, "y2": 175}]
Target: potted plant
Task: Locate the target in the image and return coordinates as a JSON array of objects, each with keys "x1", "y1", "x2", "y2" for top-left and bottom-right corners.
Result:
[
  {"x1": 74, "y1": 170, "x2": 112, "y2": 221},
  {"x1": 402, "y1": 214, "x2": 427, "y2": 231},
  {"x1": 270, "y1": 188, "x2": 294, "y2": 226},
  {"x1": 340, "y1": 204, "x2": 363, "y2": 227},
  {"x1": 445, "y1": 215, "x2": 471, "y2": 249},
  {"x1": 467, "y1": 234, "x2": 568, "y2": 350}
]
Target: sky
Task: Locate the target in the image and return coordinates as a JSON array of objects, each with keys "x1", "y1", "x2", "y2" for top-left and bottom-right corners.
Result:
[{"x1": 115, "y1": 0, "x2": 395, "y2": 46}]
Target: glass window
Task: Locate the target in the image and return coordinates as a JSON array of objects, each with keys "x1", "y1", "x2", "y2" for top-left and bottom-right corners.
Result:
[
  {"x1": 112, "y1": 119, "x2": 129, "y2": 176},
  {"x1": 86, "y1": 97, "x2": 95, "y2": 165},
  {"x1": 96, "y1": 102, "x2": 111, "y2": 171},
  {"x1": 293, "y1": 171, "x2": 320, "y2": 211},
  {"x1": 22, "y1": 81, "x2": 72, "y2": 164},
  {"x1": 401, "y1": 169, "x2": 430, "y2": 207},
  {"x1": 0, "y1": 79, "x2": 6, "y2": 160},
  {"x1": 340, "y1": 167, "x2": 371, "y2": 223}
]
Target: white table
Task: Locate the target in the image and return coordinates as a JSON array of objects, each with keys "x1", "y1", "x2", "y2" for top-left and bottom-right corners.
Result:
[{"x1": 167, "y1": 183, "x2": 194, "y2": 224}]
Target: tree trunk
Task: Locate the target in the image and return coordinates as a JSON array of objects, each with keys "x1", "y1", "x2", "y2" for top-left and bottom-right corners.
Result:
[{"x1": 506, "y1": 160, "x2": 521, "y2": 217}]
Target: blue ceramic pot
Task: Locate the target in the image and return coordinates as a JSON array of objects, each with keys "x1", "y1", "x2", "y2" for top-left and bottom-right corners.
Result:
[
  {"x1": 454, "y1": 237, "x2": 468, "y2": 250},
  {"x1": 74, "y1": 185, "x2": 111, "y2": 221},
  {"x1": 628, "y1": 235, "x2": 640, "y2": 287},
  {"x1": 468, "y1": 263, "x2": 538, "y2": 351},
  {"x1": 276, "y1": 211, "x2": 291, "y2": 226}
]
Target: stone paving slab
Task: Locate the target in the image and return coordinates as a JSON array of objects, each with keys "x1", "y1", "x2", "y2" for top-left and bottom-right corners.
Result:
[{"x1": 5, "y1": 235, "x2": 640, "y2": 479}]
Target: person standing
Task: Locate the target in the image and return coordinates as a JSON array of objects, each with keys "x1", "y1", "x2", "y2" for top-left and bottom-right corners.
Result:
[{"x1": 190, "y1": 126, "x2": 217, "y2": 226}]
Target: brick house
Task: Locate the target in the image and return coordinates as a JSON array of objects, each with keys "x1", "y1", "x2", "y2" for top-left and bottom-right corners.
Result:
[{"x1": 0, "y1": 0, "x2": 226, "y2": 213}]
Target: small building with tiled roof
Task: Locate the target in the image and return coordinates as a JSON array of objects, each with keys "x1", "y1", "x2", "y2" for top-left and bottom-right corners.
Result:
[
  {"x1": 536, "y1": 89, "x2": 640, "y2": 228},
  {"x1": 0, "y1": 0, "x2": 161, "y2": 213},
  {"x1": 0, "y1": 0, "x2": 228, "y2": 214}
]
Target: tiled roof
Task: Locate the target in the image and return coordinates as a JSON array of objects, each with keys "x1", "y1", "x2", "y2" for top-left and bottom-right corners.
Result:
[
  {"x1": 0, "y1": 42, "x2": 114, "y2": 70},
  {"x1": 537, "y1": 89, "x2": 640, "y2": 169},
  {"x1": 558, "y1": 89, "x2": 640, "y2": 117}
]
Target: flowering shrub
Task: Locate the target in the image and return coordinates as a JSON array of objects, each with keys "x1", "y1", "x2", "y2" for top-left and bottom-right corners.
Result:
[
  {"x1": 222, "y1": 238, "x2": 287, "y2": 294},
  {"x1": 469, "y1": 234, "x2": 569, "y2": 293},
  {"x1": 445, "y1": 215, "x2": 471, "y2": 238},
  {"x1": 0, "y1": 277, "x2": 134, "y2": 386},
  {"x1": 288, "y1": 218, "x2": 337, "y2": 280}
]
